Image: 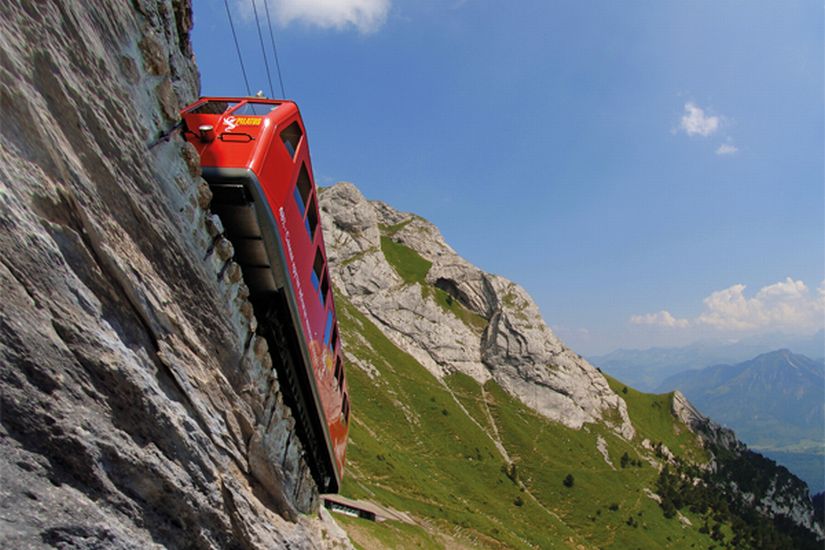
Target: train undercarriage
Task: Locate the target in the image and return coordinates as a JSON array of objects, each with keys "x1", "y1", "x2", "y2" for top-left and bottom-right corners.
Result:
[{"x1": 204, "y1": 172, "x2": 337, "y2": 509}]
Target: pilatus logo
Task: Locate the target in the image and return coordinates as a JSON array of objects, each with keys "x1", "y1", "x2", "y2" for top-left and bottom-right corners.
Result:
[
  {"x1": 223, "y1": 116, "x2": 262, "y2": 132},
  {"x1": 223, "y1": 116, "x2": 238, "y2": 132}
]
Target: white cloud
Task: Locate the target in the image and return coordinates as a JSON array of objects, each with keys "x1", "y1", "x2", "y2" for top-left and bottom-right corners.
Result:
[
  {"x1": 697, "y1": 278, "x2": 824, "y2": 332},
  {"x1": 630, "y1": 310, "x2": 690, "y2": 328},
  {"x1": 679, "y1": 102, "x2": 720, "y2": 137},
  {"x1": 716, "y1": 143, "x2": 738, "y2": 155},
  {"x1": 631, "y1": 278, "x2": 825, "y2": 335},
  {"x1": 269, "y1": 0, "x2": 390, "y2": 33}
]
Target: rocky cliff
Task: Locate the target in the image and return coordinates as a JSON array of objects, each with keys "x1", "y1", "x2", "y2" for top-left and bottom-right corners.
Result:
[
  {"x1": 0, "y1": 1, "x2": 347, "y2": 547},
  {"x1": 320, "y1": 183, "x2": 634, "y2": 439},
  {"x1": 672, "y1": 391, "x2": 823, "y2": 537}
]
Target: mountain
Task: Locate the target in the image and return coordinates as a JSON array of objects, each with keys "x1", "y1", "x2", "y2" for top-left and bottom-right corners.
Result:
[
  {"x1": 589, "y1": 331, "x2": 825, "y2": 391},
  {"x1": 319, "y1": 183, "x2": 824, "y2": 548},
  {"x1": 657, "y1": 350, "x2": 825, "y2": 492},
  {"x1": 321, "y1": 184, "x2": 633, "y2": 438}
]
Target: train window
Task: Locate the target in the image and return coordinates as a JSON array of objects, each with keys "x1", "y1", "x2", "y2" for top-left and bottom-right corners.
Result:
[
  {"x1": 311, "y1": 248, "x2": 324, "y2": 294},
  {"x1": 294, "y1": 165, "x2": 311, "y2": 213},
  {"x1": 330, "y1": 324, "x2": 338, "y2": 352},
  {"x1": 320, "y1": 272, "x2": 330, "y2": 307},
  {"x1": 234, "y1": 102, "x2": 279, "y2": 116},
  {"x1": 305, "y1": 195, "x2": 319, "y2": 239},
  {"x1": 334, "y1": 357, "x2": 343, "y2": 391},
  {"x1": 323, "y1": 310, "x2": 334, "y2": 348},
  {"x1": 188, "y1": 101, "x2": 237, "y2": 115},
  {"x1": 281, "y1": 121, "x2": 303, "y2": 158},
  {"x1": 342, "y1": 394, "x2": 350, "y2": 425}
]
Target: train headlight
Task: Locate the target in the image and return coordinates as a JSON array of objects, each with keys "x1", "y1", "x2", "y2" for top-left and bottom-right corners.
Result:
[{"x1": 198, "y1": 124, "x2": 215, "y2": 143}]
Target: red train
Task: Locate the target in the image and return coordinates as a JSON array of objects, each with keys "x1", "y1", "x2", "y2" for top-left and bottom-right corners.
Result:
[{"x1": 180, "y1": 97, "x2": 348, "y2": 493}]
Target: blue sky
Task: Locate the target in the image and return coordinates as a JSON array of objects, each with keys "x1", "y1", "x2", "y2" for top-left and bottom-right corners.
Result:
[{"x1": 191, "y1": 0, "x2": 824, "y2": 355}]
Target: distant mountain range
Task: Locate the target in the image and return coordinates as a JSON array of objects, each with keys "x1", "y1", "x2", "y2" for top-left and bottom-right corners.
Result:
[
  {"x1": 588, "y1": 330, "x2": 824, "y2": 391},
  {"x1": 657, "y1": 350, "x2": 825, "y2": 493}
]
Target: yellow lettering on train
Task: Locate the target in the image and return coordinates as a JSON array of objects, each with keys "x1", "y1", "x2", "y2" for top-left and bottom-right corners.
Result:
[{"x1": 235, "y1": 117, "x2": 262, "y2": 126}]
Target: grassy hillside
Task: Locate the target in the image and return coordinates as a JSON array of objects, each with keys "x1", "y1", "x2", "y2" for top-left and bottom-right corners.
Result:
[
  {"x1": 335, "y1": 288, "x2": 725, "y2": 548},
  {"x1": 330, "y1": 232, "x2": 819, "y2": 548}
]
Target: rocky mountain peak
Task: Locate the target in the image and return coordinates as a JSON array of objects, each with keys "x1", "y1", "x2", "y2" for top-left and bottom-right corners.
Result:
[{"x1": 320, "y1": 183, "x2": 634, "y2": 438}]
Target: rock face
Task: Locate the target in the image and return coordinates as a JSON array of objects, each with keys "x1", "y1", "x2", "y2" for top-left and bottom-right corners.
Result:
[
  {"x1": 319, "y1": 183, "x2": 634, "y2": 439},
  {"x1": 0, "y1": 1, "x2": 347, "y2": 548},
  {"x1": 673, "y1": 392, "x2": 823, "y2": 537},
  {"x1": 671, "y1": 390, "x2": 743, "y2": 454}
]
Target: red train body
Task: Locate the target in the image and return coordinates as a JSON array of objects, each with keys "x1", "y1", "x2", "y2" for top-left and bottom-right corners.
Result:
[{"x1": 180, "y1": 97, "x2": 348, "y2": 492}]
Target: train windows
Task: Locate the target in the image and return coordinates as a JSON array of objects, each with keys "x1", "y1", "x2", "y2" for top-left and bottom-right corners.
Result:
[
  {"x1": 188, "y1": 100, "x2": 237, "y2": 114},
  {"x1": 305, "y1": 195, "x2": 319, "y2": 239},
  {"x1": 311, "y1": 249, "x2": 324, "y2": 294},
  {"x1": 294, "y1": 165, "x2": 311, "y2": 213},
  {"x1": 320, "y1": 272, "x2": 330, "y2": 307},
  {"x1": 281, "y1": 121, "x2": 302, "y2": 158},
  {"x1": 330, "y1": 324, "x2": 338, "y2": 353},
  {"x1": 323, "y1": 310, "x2": 334, "y2": 348},
  {"x1": 334, "y1": 357, "x2": 343, "y2": 392},
  {"x1": 293, "y1": 164, "x2": 317, "y2": 240},
  {"x1": 234, "y1": 102, "x2": 279, "y2": 116},
  {"x1": 341, "y1": 394, "x2": 350, "y2": 425}
]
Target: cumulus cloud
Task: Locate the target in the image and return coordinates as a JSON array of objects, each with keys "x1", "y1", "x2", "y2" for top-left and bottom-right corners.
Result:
[
  {"x1": 269, "y1": 0, "x2": 390, "y2": 33},
  {"x1": 630, "y1": 278, "x2": 825, "y2": 335},
  {"x1": 697, "y1": 278, "x2": 824, "y2": 332},
  {"x1": 630, "y1": 310, "x2": 690, "y2": 328},
  {"x1": 716, "y1": 143, "x2": 738, "y2": 155},
  {"x1": 679, "y1": 102, "x2": 720, "y2": 137}
]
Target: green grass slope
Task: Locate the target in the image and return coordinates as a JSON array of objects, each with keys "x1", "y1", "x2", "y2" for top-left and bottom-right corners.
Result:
[{"x1": 334, "y1": 288, "x2": 726, "y2": 548}]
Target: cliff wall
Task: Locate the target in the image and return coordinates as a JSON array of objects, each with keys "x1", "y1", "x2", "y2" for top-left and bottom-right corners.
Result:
[{"x1": 0, "y1": 1, "x2": 346, "y2": 547}]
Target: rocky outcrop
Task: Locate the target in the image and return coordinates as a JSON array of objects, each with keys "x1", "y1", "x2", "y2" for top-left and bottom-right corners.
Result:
[
  {"x1": 0, "y1": 1, "x2": 348, "y2": 547},
  {"x1": 320, "y1": 183, "x2": 634, "y2": 438},
  {"x1": 671, "y1": 390, "x2": 742, "y2": 453},
  {"x1": 671, "y1": 392, "x2": 823, "y2": 538}
]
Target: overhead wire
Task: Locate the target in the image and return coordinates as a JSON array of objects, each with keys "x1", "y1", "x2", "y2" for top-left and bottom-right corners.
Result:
[
  {"x1": 263, "y1": 0, "x2": 287, "y2": 98},
  {"x1": 223, "y1": 0, "x2": 251, "y2": 96},
  {"x1": 250, "y1": 0, "x2": 275, "y2": 98}
]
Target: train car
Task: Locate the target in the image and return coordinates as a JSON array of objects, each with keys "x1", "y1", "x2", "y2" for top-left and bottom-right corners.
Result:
[{"x1": 180, "y1": 97, "x2": 348, "y2": 493}]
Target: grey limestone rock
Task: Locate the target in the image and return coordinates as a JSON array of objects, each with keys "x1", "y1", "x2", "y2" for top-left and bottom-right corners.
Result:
[
  {"x1": 319, "y1": 182, "x2": 634, "y2": 438},
  {"x1": 0, "y1": 0, "x2": 349, "y2": 548},
  {"x1": 671, "y1": 390, "x2": 742, "y2": 453}
]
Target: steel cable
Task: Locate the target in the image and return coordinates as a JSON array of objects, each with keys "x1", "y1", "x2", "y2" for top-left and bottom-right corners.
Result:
[
  {"x1": 223, "y1": 0, "x2": 251, "y2": 96},
  {"x1": 263, "y1": 0, "x2": 287, "y2": 98},
  {"x1": 251, "y1": 0, "x2": 275, "y2": 98}
]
